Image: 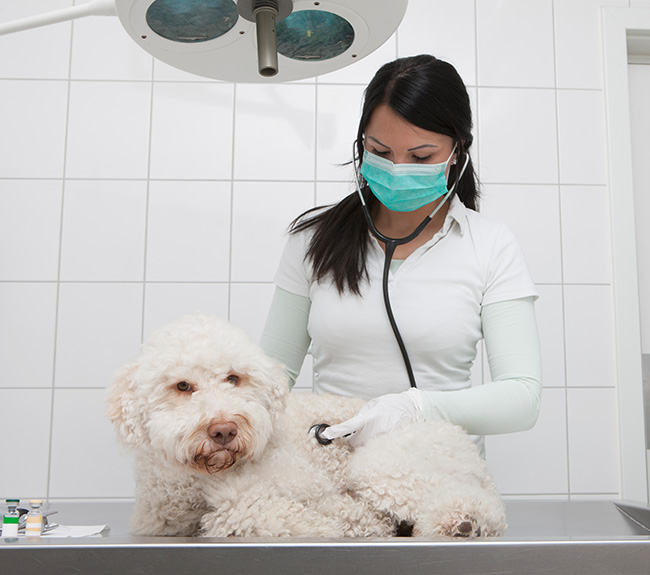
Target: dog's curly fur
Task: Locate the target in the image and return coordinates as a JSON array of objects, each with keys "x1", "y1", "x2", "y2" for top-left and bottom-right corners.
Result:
[{"x1": 106, "y1": 313, "x2": 507, "y2": 538}]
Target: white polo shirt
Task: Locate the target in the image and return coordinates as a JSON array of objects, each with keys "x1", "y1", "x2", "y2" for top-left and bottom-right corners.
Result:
[{"x1": 274, "y1": 196, "x2": 537, "y2": 400}]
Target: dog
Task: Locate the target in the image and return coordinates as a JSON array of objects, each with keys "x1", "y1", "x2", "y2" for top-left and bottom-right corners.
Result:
[{"x1": 106, "y1": 313, "x2": 506, "y2": 538}]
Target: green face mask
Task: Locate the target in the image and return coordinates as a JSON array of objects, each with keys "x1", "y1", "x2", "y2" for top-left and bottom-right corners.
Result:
[{"x1": 359, "y1": 147, "x2": 455, "y2": 212}]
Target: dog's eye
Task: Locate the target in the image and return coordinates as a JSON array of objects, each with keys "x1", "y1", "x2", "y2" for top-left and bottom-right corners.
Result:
[
  {"x1": 176, "y1": 381, "x2": 192, "y2": 393},
  {"x1": 226, "y1": 374, "x2": 240, "y2": 386}
]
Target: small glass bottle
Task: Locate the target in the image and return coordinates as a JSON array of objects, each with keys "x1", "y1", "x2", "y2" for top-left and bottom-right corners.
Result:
[
  {"x1": 25, "y1": 499, "x2": 43, "y2": 537},
  {"x1": 2, "y1": 499, "x2": 20, "y2": 538}
]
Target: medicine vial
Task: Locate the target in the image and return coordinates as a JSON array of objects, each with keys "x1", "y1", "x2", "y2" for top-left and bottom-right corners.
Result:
[
  {"x1": 2, "y1": 499, "x2": 20, "y2": 538},
  {"x1": 25, "y1": 499, "x2": 43, "y2": 537}
]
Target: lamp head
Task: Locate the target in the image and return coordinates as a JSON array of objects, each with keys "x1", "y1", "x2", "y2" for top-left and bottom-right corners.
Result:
[{"x1": 114, "y1": 0, "x2": 408, "y2": 82}]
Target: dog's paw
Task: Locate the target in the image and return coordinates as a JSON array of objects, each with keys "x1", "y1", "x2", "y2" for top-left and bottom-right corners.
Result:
[{"x1": 450, "y1": 516, "x2": 481, "y2": 538}]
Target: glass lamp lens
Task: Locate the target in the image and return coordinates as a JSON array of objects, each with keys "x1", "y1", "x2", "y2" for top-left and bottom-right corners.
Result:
[
  {"x1": 276, "y1": 10, "x2": 355, "y2": 61},
  {"x1": 146, "y1": 0, "x2": 238, "y2": 43}
]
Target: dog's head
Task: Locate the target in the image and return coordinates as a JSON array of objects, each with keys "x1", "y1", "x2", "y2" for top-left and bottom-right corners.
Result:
[{"x1": 106, "y1": 313, "x2": 289, "y2": 475}]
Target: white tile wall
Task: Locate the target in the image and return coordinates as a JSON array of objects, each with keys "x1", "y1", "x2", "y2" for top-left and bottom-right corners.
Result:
[
  {"x1": 477, "y1": 88, "x2": 558, "y2": 184},
  {"x1": 230, "y1": 181, "x2": 314, "y2": 281},
  {"x1": 0, "y1": 389, "x2": 52, "y2": 497},
  {"x1": 0, "y1": 180, "x2": 62, "y2": 281},
  {"x1": 567, "y1": 388, "x2": 620, "y2": 494},
  {"x1": 233, "y1": 84, "x2": 316, "y2": 181},
  {"x1": 60, "y1": 180, "x2": 147, "y2": 281},
  {"x1": 145, "y1": 180, "x2": 231, "y2": 282},
  {"x1": 142, "y1": 282, "x2": 230, "y2": 340},
  {"x1": 557, "y1": 90, "x2": 608, "y2": 185},
  {"x1": 0, "y1": 0, "x2": 638, "y2": 503},
  {"x1": 560, "y1": 186, "x2": 613, "y2": 284},
  {"x1": 0, "y1": 1, "x2": 72, "y2": 79},
  {"x1": 0, "y1": 80, "x2": 68, "y2": 178},
  {"x1": 554, "y1": 0, "x2": 629, "y2": 90},
  {"x1": 563, "y1": 285, "x2": 616, "y2": 388},
  {"x1": 486, "y1": 388, "x2": 569, "y2": 495},
  {"x1": 149, "y1": 83, "x2": 235, "y2": 180},
  {"x1": 397, "y1": 0, "x2": 477, "y2": 85},
  {"x1": 49, "y1": 389, "x2": 135, "y2": 498},
  {"x1": 70, "y1": 14, "x2": 153, "y2": 81},
  {"x1": 66, "y1": 81, "x2": 152, "y2": 179},
  {"x1": 54, "y1": 282, "x2": 143, "y2": 388},
  {"x1": 481, "y1": 184, "x2": 562, "y2": 284},
  {"x1": 0, "y1": 283, "x2": 57, "y2": 388},
  {"x1": 476, "y1": 0, "x2": 555, "y2": 88}
]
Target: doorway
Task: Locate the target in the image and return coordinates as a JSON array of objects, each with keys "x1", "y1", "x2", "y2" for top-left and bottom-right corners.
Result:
[
  {"x1": 602, "y1": 7, "x2": 650, "y2": 503},
  {"x1": 628, "y1": 62, "x2": 650, "y2": 501}
]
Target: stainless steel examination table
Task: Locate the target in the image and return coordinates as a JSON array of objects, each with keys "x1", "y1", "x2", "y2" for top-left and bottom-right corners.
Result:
[{"x1": 2, "y1": 500, "x2": 650, "y2": 574}]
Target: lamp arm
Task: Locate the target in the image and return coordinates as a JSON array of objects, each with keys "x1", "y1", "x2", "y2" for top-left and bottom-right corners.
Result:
[{"x1": 0, "y1": 0, "x2": 116, "y2": 36}]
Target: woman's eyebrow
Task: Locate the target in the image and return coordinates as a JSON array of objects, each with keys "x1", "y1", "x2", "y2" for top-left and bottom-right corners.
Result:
[
  {"x1": 407, "y1": 144, "x2": 439, "y2": 151},
  {"x1": 366, "y1": 137, "x2": 439, "y2": 152},
  {"x1": 366, "y1": 136, "x2": 390, "y2": 149}
]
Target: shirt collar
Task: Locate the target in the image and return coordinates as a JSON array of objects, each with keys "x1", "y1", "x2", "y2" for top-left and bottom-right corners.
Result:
[
  {"x1": 366, "y1": 194, "x2": 469, "y2": 257},
  {"x1": 441, "y1": 194, "x2": 469, "y2": 236}
]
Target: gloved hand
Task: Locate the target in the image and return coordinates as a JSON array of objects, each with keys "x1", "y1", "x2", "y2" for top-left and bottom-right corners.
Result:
[{"x1": 320, "y1": 388, "x2": 423, "y2": 447}]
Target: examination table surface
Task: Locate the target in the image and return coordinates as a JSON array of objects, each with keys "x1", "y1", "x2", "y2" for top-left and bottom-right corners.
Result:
[{"x1": 2, "y1": 499, "x2": 650, "y2": 574}]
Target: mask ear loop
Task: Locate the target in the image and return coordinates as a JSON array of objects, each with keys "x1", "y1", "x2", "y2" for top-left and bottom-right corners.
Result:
[{"x1": 352, "y1": 140, "x2": 471, "y2": 389}]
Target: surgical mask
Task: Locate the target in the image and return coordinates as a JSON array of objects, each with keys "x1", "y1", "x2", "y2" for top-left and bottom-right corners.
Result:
[{"x1": 359, "y1": 147, "x2": 456, "y2": 212}]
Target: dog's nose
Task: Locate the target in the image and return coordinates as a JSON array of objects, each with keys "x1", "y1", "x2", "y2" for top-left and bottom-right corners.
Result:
[{"x1": 208, "y1": 421, "x2": 238, "y2": 446}]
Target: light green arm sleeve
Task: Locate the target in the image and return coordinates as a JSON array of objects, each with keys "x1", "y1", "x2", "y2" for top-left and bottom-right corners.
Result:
[
  {"x1": 421, "y1": 296, "x2": 542, "y2": 435},
  {"x1": 259, "y1": 287, "x2": 312, "y2": 388},
  {"x1": 260, "y1": 288, "x2": 542, "y2": 434}
]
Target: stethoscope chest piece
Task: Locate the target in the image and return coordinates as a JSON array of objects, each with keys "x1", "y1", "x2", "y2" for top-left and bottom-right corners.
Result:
[{"x1": 310, "y1": 423, "x2": 333, "y2": 445}]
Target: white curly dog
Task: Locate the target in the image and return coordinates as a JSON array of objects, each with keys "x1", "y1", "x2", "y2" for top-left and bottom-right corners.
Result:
[{"x1": 106, "y1": 313, "x2": 506, "y2": 538}]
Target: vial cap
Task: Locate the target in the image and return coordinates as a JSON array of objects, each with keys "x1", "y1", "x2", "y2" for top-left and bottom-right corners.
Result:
[
  {"x1": 5, "y1": 499, "x2": 19, "y2": 504},
  {"x1": 29, "y1": 499, "x2": 43, "y2": 504}
]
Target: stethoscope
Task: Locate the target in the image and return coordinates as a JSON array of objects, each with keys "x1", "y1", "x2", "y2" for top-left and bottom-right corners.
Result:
[{"x1": 351, "y1": 141, "x2": 470, "y2": 389}]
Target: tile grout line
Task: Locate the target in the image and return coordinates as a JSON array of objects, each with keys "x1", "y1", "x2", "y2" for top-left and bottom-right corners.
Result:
[
  {"x1": 140, "y1": 58, "x2": 156, "y2": 343},
  {"x1": 227, "y1": 83, "x2": 238, "y2": 321},
  {"x1": 473, "y1": 0, "x2": 486, "y2": 390},
  {"x1": 44, "y1": 13, "x2": 76, "y2": 503},
  {"x1": 1, "y1": 76, "x2": 609, "y2": 93},
  {"x1": 551, "y1": 0, "x2": 573, "y2": 501}
]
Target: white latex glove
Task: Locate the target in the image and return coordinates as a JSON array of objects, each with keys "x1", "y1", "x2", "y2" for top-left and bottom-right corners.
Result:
[{"x1": 321, "y1": 389, "x2": 423, "y2": 447}]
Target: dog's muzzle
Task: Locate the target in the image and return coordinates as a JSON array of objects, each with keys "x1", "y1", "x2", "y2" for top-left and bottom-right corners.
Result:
[
  {"x1": 193, "y1": 420, "x2": 243, "y2": 474},
  {"x1": 195, "y1": 450, "x2": 239, "y2": 474}
]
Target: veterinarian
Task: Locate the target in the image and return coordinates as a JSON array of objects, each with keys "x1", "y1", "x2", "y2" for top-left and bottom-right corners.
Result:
[{"x1": 260, "y1": 54, "x2": 541, "y2": 455}]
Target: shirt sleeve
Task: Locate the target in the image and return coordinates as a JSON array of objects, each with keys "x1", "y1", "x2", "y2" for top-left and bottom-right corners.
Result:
[
  {"x1": 420, "y1": 296, "x2": 542, "y2": 435},
  {"x1": 259, "y1": 287, "x2": 312, "y2": 388},
  {"x1": 274, "y1": 230, "x2": 312, "y2": 298},
  {"x1": 482, "y1": 223, "x2": 538, "y2": 306}
]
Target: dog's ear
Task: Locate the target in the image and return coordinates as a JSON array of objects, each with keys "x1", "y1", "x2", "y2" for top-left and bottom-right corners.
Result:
[
  {"x1": 247, "y1": 355, "x2": 290, "y2": 418},
  {"x1": 267, "y1": 362, "x2": 290, "y2": 417},
  {"x1": 105, "y1": 361, "x2": 148, "y2": 446}
]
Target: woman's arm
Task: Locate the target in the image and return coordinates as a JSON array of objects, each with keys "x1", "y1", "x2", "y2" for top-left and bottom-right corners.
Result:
[
  {"x1": 261, "y1": 288, "x2": 542, "y2": 442},
  {"x1": 259, "y1": 287, "x2": 312, "y2": 388},
  {"x1": 420, "y1": 296, "x2": 542, "y2": 434}
]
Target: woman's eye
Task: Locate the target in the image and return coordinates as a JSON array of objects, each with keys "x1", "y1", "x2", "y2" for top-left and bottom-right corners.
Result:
[
  {"x1": 227, "y1": 374, "x2": 240, "y2": 386},
  {"x1": 370, "y1": 148, "x2": 389, "y2": 157},
  {"x1": 176, "y1": 381, "x2": 192, "y2": 392},
  {"x1": 413, "y1": 155, "x2": 433, "y2": 163}
]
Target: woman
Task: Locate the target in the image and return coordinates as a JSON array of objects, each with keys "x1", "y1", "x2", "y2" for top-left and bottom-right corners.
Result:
[{"x1": 260, "y1": 55, "x2": 541, "y2": 454}]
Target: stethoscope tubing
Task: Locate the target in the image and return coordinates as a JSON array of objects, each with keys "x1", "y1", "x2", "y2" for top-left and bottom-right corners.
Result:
[{"x1": 352, "y1": 143, "x2": 470, "y2": 389}]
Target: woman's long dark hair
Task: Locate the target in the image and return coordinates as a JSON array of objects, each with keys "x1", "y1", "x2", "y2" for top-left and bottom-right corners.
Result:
[{"x1": 291, "y1": 54, "x2": 479, "y2": 295}]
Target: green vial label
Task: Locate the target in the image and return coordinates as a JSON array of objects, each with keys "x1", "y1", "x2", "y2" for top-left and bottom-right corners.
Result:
[{"x1": 3, "y1": 516, "x2": 19, "y2": 524}]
